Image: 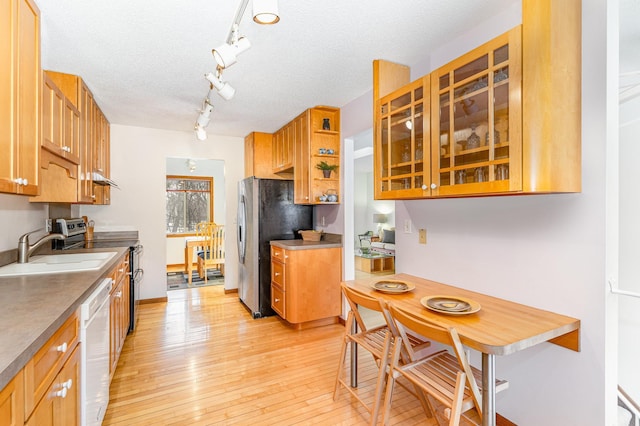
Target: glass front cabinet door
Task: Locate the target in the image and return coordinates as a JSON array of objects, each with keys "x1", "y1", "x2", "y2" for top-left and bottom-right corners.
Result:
[
  {"x1": 431, "y1": 26, "x2": 521, "y2": 197},
  {"x1": 374, "y1": 76, "x2": 430, "y2": 199}
]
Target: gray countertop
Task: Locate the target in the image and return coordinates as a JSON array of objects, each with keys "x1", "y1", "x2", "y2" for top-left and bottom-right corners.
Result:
[
  {"x1": 270, "y1": 239, "x2": 342, "y2": 250},
  {"x1": 0, "y1": 246, "x2": 130, "y2": 390}
]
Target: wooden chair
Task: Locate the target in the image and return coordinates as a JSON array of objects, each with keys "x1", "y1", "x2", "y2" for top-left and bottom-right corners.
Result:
[
  {"x1": 333, "y1": 284, "x2": 431, "y2": 425},
  {"x1": 196, "y1": 224, "x2": 225, "y2": 284},
  {"x1": 382, "y1": 304, "x2": 509, "y2": 426}
]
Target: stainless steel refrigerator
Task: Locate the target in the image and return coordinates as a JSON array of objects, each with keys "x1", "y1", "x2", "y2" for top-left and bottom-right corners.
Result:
[{"x1": 237, "y1": 177, "x2": 313, "y2": 318}]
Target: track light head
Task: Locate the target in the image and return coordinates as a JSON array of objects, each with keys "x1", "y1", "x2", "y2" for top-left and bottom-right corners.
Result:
[
  {"x1": 253, "y1": 0, "x2": 280, "y2": 24},
  {"x1": 212, "y1": 36, "x2": 251, "y2": 69},
  {"x1": 194, "y1": 124, "x2": 207, "y2": 141},
  {"x1": 205, "y1": 72, "x2": 235, "y2": 100}
]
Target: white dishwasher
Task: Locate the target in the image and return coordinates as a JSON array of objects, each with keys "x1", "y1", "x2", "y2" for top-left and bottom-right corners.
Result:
[{"x1": 80, "y1": 277, "x2": 112, "y2": 426}]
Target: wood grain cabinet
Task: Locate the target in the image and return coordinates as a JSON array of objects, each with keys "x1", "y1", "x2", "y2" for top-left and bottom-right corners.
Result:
[
  {"x1": 270, "y1": 245, "x2": 342, "y2": 328},
  {"x1": 0, "y1": 371, "x2": 24, "y2": 426},
  {"x1": 244, "y1": 132, "x2": 290, "y2": 180},
  {"x1": 0, "y1": 0, "x2": 40, "y2": 196},
  {"x1": 110, "y1": 252, "x2": 130, "y2": 379},
  {"x1": 294, "y1": 106, "x2": 341, "y2": 205},
  {"x1": 374, "y1": 0, "x2": 581, "y2": 199},
  {"x1": 23, "y1": 311, "x2": 80, "y2": 425},
  {"x1": 31, "y1": 71, "x2": 111, "y2": 204},
  {"x1": 272, "y1": 121, "x2": 294, "y2": 173}
]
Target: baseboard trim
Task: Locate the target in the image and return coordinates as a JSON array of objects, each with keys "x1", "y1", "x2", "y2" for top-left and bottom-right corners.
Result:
[{"x1": 140, "y1": 296, "x2": 168, "y2": 304}]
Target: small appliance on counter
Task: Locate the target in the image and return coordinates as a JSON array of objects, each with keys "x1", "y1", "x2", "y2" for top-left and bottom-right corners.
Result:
[{"x1": 49, "y1": 218, "x2": 144, "y2": 332}]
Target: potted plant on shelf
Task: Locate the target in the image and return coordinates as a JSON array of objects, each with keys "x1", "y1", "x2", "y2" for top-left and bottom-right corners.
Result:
[{"x1": 316, "y1": 161, "x2": 339, "y2": 178}]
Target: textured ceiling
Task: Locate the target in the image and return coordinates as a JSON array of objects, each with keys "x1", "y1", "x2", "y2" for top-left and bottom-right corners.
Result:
[{"x1": 36, "y1": 0, "x2": 519, "y2": 139}]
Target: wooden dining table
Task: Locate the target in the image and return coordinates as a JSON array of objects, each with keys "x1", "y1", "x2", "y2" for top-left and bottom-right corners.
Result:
[{"x1": 343, "y1": 273, "x2": 581, "y2": 426}]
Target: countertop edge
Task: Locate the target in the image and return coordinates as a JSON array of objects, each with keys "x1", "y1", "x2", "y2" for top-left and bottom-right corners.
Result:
[{"x1": 0, "y1": 245, "x2": 130, "y2": 390}]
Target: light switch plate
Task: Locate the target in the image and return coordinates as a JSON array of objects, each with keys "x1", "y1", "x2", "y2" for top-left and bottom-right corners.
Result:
[
  {"x1": 404, "y1": 220, "x2": 412, "y2": 233},
  {"x1": 419, "y1": 229, "x2": 427, "y2": 244}
]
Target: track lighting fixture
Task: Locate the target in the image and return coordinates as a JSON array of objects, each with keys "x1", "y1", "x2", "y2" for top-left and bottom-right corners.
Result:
[
  {"x1": 212, "y1": 25, "x2": 251, "y2": 69},
  {"x1": 253, "y1": 0, "x2": 280, "y2": 24},
  {"x1": 193, "y1": 0, "x2": 280, "y2": 142},
  {"x1": 205, "y1": 71, "x2": 235, "y2": 100},
  {"x1": 194, "y1": 94, "x2": 214, "y2": 140}
]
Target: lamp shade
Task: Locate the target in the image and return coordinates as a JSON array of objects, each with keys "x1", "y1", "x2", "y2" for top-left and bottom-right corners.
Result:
[
  {"x1": 373, "y1": 213, "x2": 387, "y2": 224},
  {"x1": 253, "y1": 0, "x2": 280, "y2": 24}
]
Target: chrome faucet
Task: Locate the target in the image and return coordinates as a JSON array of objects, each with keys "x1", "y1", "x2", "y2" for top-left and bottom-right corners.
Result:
[{"x1": 17, "y1": 230, "x2": 66, "y2": 264}]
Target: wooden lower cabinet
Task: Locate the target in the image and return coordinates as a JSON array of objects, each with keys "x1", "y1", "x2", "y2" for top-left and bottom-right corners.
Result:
[
  {"x1": 270, "y1": 245, "x2": 342, "y2": 327},
  {"x1": 110, "y1": 253, "x2": 130, "y2": 379},
  {"x1": 26, "y1": 345, "x2": 80, "y2": 426},
  {"x1": 0, "y1": 371, "x2": 24, "y2": 426}
]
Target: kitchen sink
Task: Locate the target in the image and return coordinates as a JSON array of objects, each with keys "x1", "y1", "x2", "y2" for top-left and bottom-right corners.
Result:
[{"x1": 0, "y1": 252, "x2": 118, "y2": 277}]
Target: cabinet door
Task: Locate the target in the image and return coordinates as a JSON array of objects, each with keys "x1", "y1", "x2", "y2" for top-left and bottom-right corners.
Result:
[
  {"x1": 109, "y1": 278, "x2": 123, "y2": 377},
  {"x1": 0, "y1": 0, "x2": 40, "y2": 195},
  {"x1": 42, "y1": 74, "x2": 65, "y2": 157},
  {"x1": 375, "y1": 77, "x2": 429, "y2": 199},
  {"x1": 293, "y1": 111, "x2": 310, "y2": 204},
  {"x1": 62, "y1": 99, "x2": 80, "y2": 164},
  {"x1": 26, "y1": 344, "x2": 80, "y2": 426},
  {"x1": 431, "y1": 27, "x2": 521, "y2": 196},
  {"x1": 78, "y1": 82, "x2": 94, "y2": 203},
  {"x1": 0, "y1": 371, "x2": 24, "y2": 426}
]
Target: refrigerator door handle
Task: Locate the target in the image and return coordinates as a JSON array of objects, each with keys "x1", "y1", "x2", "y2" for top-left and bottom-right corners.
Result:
[{"x1": 238, "y1": 194, "x2": 246, "y2": 264}]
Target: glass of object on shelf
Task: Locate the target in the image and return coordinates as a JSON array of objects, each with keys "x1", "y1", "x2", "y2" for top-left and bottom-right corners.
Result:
[
  {"x1": 416, "y1": 141, "x2": 423, "y2": 160},
  {"x1": 455, "y1": 169, "x2": 466, "y2": 185},
  {"x1": 319, "y1": 148, "x2": 326, "y2": 154},
  {"x1": 496, "y1": 164, "x2": 509, "y2": 180},
  {"x1": 472, "y1": 76, "x2": 488, "y2": 91},
  {"x1": 322, "y1": 118, "x2": 331, "y2": 130},
  {"x1": 494, "y1": 68, "x2": 508, "y2": 83},
  {"x1": 401, "y1": 144, "x2": 410, "y2": 162},
  {"x1": 326, "y1": 189, "x2": 338, "y2": 202},
  {"x1": 474, "y1": 167, "x2": 487, "y2": 182},
  {"x1": 327, "y1": 149, "x2": 335, "y2": 155},
  {"x1": 466, "y1": 124, "x2": 481, "y2": 149},
  {"x1": 485, "y1": 129, "x2": 500, "y2": 146}
]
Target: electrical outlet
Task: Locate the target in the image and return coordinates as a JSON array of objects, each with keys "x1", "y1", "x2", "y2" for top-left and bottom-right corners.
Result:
[
  {"x1": 419, "y1": 229, "x2": 427, "y2": 244},
  {"x1": 404, "y1": 219, "x2": 412, "y2": 233},
  {"x1": 321, "y1": 216, "x2": 326, "y2": 227}
]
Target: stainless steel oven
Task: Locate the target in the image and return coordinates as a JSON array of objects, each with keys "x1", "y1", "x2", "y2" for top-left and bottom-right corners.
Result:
[{"x1": 51, "y1": 218, "x2": 144, "y2": 333}]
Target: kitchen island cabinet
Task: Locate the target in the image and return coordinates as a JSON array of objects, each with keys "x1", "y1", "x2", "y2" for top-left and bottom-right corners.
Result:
[{"x1": 270, "y1": 240, "x2": 342, "y2": 329}]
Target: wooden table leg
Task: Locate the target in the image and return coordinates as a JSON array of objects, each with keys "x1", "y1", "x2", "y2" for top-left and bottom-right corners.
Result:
[{"x1": 185, "y1": 245, "x2": 193, "y2": 285}]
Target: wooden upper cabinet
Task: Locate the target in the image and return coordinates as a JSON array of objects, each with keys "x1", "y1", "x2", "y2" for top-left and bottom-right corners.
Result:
[
  {"x1": 0, "y1": 0, "x2": 40, "y2": 196},
  {"x1": 292, "y1": 106, "x2": 341, "y2": 205},
  {"x1": 374, "y1": 2, "x2": 581, "y2": 199},
  {"x1": 272, "y1": 121, "x2": 294, "y2": 173},
  {"x1": 41, "y1": 73, "x2": 80, "y2": 164},
  {"x1": 244, "y1": 132, "x2": 289, "y2": 180}
]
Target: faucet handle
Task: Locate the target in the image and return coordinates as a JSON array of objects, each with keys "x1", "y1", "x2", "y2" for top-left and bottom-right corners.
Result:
[{"x1": 18, "y1": 228, "x2": 45, "y2": 243}]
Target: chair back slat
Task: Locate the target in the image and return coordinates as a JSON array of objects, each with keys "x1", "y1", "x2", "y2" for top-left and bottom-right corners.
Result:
[{"x1": 341, "y1": 283, "x2": 385, "y2": 332}]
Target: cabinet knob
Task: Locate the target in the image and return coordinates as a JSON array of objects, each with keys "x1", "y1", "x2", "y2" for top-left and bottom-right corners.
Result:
[
  {"x1": 274, "y1": 252, "x2": 279, "y2": 256},
  {"x1": 62, "y1": 379, "x2": 73, "y2": 389},
  {"x1": 274, "y1": 272, "x2": 280, "y2": 276},
  {"x1": 430, "y1": 183, "x2": 437, "y2": 189},
  {"x1": 56, "y1": 342, "x2": 68, "y2": 353},
  {"x1": 274, "y1": 298, "x2": 280, "y2": 303},
  {"x1": 421, "y1": 184, "x2": 427, "y2": 190},
  {"x1": 53, "y1": 387, "x2": 68, "y2": 399},
  {"x1": 284, "y1": 255, "x2": 288, "y2": 259}
]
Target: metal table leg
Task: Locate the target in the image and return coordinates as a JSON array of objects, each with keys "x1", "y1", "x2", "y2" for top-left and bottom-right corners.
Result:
[
  {"x1": 350, "y1": 318, "x2": 358, "y2": 387},
  {"x1": 482, "y1": 353, "x2": 496, "y2": 426}
]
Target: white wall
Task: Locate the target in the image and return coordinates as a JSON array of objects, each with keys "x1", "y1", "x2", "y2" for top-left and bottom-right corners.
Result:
[
  {"x1": 0, "y1": 194, "x2": 48, "y2": 251},
  {"x1": 79, "y1": 125, "x2": 244, "y2": 299}
]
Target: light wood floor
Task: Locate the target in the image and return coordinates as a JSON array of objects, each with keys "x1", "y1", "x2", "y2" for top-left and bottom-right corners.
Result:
[{"x1": 103, "y1": 283, "x2": 487, "y2": 425}]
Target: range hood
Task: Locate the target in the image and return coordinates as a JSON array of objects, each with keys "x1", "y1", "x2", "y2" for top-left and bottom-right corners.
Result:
[{"x1": 92, "y1": 172, "x2": 120, "y2": 188}]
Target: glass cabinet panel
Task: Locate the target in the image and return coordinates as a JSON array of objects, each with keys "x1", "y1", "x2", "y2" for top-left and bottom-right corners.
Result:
[
  {"x1": 375, "y1": 76, "x2": 429, "y2": 199},
  {"x1": 433, "y1": 27, "x2": 519, "y2": 196}
]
